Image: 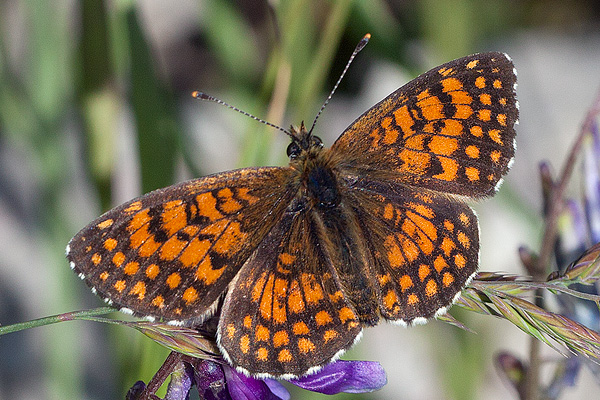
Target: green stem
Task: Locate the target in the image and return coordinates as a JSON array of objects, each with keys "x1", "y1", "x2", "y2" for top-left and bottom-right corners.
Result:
[{"x1": 0, "y1": 307, "x2": 115, "y2": 335}]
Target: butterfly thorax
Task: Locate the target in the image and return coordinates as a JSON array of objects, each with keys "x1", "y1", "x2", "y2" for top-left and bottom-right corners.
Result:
[{"x1": 287, "y1": 123, "x2": 341, "y2": 209}]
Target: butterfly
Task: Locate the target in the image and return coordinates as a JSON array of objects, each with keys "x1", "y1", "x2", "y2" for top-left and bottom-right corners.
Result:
[{"x1": 67, "y1": 35, "x2": 518, "y2": 379}]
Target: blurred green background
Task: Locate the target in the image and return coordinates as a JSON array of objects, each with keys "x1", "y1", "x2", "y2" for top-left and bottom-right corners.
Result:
[{"x1": 1, "y1": 0, "x2": 600, "y2": 399}]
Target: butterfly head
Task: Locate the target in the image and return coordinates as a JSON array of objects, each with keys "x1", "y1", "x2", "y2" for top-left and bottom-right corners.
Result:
[{"x1": 286, "y1": 121, "x2": 324, "y2": 161}]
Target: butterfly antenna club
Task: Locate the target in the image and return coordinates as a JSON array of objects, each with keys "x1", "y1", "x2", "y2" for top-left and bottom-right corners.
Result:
[{"x1": 308, "y1": 33, "x2": 371, "y2": 135}]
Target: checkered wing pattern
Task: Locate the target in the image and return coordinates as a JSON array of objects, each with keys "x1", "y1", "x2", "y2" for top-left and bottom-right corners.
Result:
[
  {"x1": 329, "y1": 52, "x2": 518, "y2": 197},
  {"x1": 345, "y1": 178, "x2": 480, "y2": 324},
  {"x1": 217, "y1": 200, "x2": 363, "y2": 378},
  {"x1": 67, "y1": 167, "x2": 297, "y2": 323}
]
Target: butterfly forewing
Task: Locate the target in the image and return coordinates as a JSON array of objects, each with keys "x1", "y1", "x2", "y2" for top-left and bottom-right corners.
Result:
[
  {"x1": 67, "y1": 167, "x2": 298, "y2": 323},
  {"x1": 218, "y1": 201, "x2": 362, "y2": 377},
  {"x1": 329, "y1": 52, "x2": 518, "y2": 198}
]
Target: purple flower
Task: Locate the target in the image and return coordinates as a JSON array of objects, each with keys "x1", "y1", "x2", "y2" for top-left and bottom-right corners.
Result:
[{"x1": 133, "y1": 356, "x2": 386, "y2": 400}]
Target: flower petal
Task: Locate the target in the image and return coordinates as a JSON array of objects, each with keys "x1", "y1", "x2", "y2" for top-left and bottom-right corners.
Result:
[
  {"x1": 289, "y1": 361, "x2": 387, "y2": 394},
  {"x1": 223, "y1": 367, "x2": 289, "y2": 400}
]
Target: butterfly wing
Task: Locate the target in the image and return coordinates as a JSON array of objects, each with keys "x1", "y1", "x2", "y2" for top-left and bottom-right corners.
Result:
[
  {"x1": 343, "y1": 177, "x2": 480, "y2": 325},
  {"x1": 328, "y1": 52, "x2": 518, "y2": 198},
  {"x1": 217, "y1": 198, "x2": 363, "y2": 378},
  {"x1": 67, "y1": 167, "x2": 298, "y2": 324}
]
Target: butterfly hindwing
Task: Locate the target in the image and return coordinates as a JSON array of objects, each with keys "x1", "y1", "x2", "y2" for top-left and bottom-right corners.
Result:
[
  {"x1": 329, "y1": 52, "x2": 518, "y2": 198},
  {"x1": 67, "y1": 167, "x2": 298, "y2": 323},
  {"x1": 217, "y1": 199, "x2": 363, "y2": 378},
  {"x1": 343, "y1": 177, "x2": 480, "y2": 324}
]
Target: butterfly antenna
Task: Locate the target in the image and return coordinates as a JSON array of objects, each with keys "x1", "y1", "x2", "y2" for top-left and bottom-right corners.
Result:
[
  {"x1": 308, "y1": 33, "x2": 371, "y2": 135},
  {"x1": 192, "y1": 91, "x2": 292, "y2": 137}
]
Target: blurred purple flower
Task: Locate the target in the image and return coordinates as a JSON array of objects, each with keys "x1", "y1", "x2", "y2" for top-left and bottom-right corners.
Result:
[
  {"x1": 549, "y1": 118, "x2": 600, "y2": 397},
  {"x1": 135, "y1": 357, "x2": 386, "y2": 400}
]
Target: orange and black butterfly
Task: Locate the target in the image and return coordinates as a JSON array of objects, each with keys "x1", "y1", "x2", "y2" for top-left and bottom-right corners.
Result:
[{"x1": 67, "y1": 34, "x2": 518, "y2": 378}]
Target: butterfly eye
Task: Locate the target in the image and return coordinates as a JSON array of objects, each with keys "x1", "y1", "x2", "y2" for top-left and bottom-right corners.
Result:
[
  {"x1": 286, "y1": 142, "x2": 301, "y2": 158},
  {"x1": 311, "y1": 136, "x2": 323, "y2": 148}
]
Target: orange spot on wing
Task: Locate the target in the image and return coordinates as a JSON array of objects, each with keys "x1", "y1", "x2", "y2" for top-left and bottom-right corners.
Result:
[
  {"x1": 260, "y1": 274, "x2": 275, "y2": 320},
  {"x1": 400, "y1": 275, "x2": 413, "y2": 291},
  {"x1": 97, "y1": 219, "x2": 114, "y2": 230},
  {"x1": 419, "y1": 264, "x2": 431, "y2": 281},
  {"x1": 441, "y1": 237, "x2": 455, "y2": 256},
  {"x1": 434, "y1": 255, "x2": 448, "y2": 273},
  {"x1": 429, "y1": 136, "x2": 458, "y2": 156},
  {"x1": 470, "y1": 126, "x2": 483, "y2": 137},
  {"x1": 449, "y1": 90, "x2": 472, "y2": 105},
  {"x1": 91, "y1": 253, "x2": 102, "y2": 265},
  {"x1": 433, "y1": 157, "x2": 458, "y2": 181},
  {"x1": 166, "y1": 272, "x2": 181, "y2": 289},
  {"x1": 425, "y1": 280, "x2": 438, "y2": 297},
  {"x1": 138, "y1": 235, "x2": 161, "y2": 258},
  {"x1": 288, "y1": 280, "x2": 305, "y2": 313},
  {"x1": 179, "y1": 238, "x2": 211, "y2": 268},
  {"x1": 381, "y1": 117, "x2": 399, "y2": 144},
  {"x1": 457, "y1": 231, "x2": 471, "y2": 248},
  {"x1": 160, "y1": 236, "x2": 187, "y2": 261},
  {"x1": 124, "y1": 201, "x2": 142, "y2": 214},
  {"x1": 324, "y1": 330, "x2": 339, "y2": 343},
  {"x1": 114, "y1": 280, "x2": 126, "y2": 293},
  {"x1": 399, "y1": 150, "x2": 431, "y2": 175},
  {"x1": 453, "y1": 105, "x2": 473, "y2": 119},
  {"x1": 478, "y1": 109, "x2": 491, "y2": 121},
  {"x1": 315, "y1": 310, "x2": 333, "y2": 326},
  {"x1": 240, "y1": 335, "x2": 250, "y2": 354},
  {"x1": 273, "y1": 331, "x2": 289, "y2": 347},
  {"x1": 440, "y1": 119, "x2": 464, "y2": 136},
  {"x1": 479, "y1": 93, "x2": 491, "y2": 105},
  {"x1": 298, "y1": 338, "x2": 316, "y2": 354},
  {"x1": 162, "y1": 201, "x2": 187, "y2": 236},
  {"x1": 123, "y1": 261, "x2": 139, "y2": 275},
  {"x1": 408, "y1": 294, "x2": 419, "y2": 304},
  {"x1": 196, "y1": 192, "x2": 224, "y2": 222},
  {"x1": 255, "y1": 325, "x2": 270, "y2": 341},
  {"x1": 226, "y1": 324, "x2": 235, "y2": 339},
  {"x1": 129, "y1": 281, "x2": 146, "y2": 299},
  {"x1": 152, "y1": 295, "x2": 164, "y2": 308},
  {"x1": 217, "y1": 188, "x2": 243, "y2": 213},
  {"x1": 99, "y1": 271, "x2": 109, "y2": 281},
  {"x1": 497, "y1": 113, "x2": 507, "y2": 126},
  {"x1": 112, "y1": 252, "x2": 126, "y2": 267},
  {"x1": 182, "y1": 287, "x2": 198, "y2": 304},
  {"x1": 475, "y1": 76, "x2": 486, "y2": 88},
  {"x1": 443, "y1": 272, "x2": 455, "y2": 287},
  {"x1": 104, "y1": 238, "x2": 117, "y2": 251},
  {"x1": 128, "y1": 210, "x2": 151, "y2": 232},
  {"x1": 441, "y1": 77, "x2": 463, "y2": 92},
  {"x1": 146, "y1": 264, "x2": 160, "y2": 279},
  {"x1": 384, "y1": 290, "x2": 398, "y2": 310},
  {"x1": 213, "y1": 222, "x2": 247, "y2": 255},
  {"x1": 256, "y1": 347, "x2": 269, "y2": 361},
  {"x1": 278, "y1": 349, "x2": 292, "y2": 363},
  {"x1": 465, "y1": 167, "x2": 480, "y2": 181},
  {"x1": 465, "y1": 145, "x2": 480, "y2": 158},
  {"x1": 293, "y1": 322, "x2": 310, "y2": 335},
  {"x1": 418, "y1": 95, "x2": 444, "y2": 120},
  {"x1": 455, "y1": 253, "x2": 467, "y2": 269},
  {"x1": 466, "y1": 59, "x2": 479, "y2": 69},
  {"x1": 338, "y1": 307, "x2": 356, "y2": 323},
  {"x1": 490, "y1": 150, "x2": 502, "y2": 163},
  {"x1": 301, "y1": 274, "x2": 324, "y2": 305},
  {"x1": 272, "y1": 278, "x2": 288, "y2": 324},
  {"x1": 393, "y1": 105, "x2": 415, "y2": 136},
  {"x1": 493, "y1": 79, "x2": 502, "y2": 88}
]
